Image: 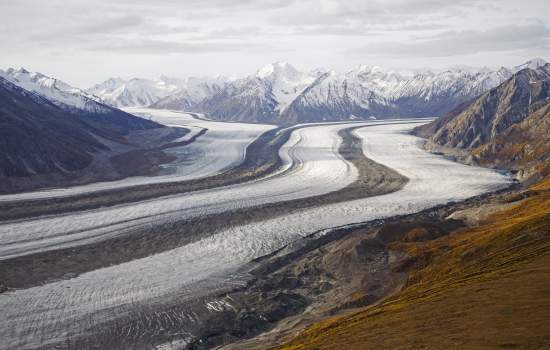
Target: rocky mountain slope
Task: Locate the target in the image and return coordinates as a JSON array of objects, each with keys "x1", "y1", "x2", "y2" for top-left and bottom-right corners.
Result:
[
  {"x1": 0, "y1": 76, "x2": 182, "y2": 194},
  {"x1": 413, "y1": 63, "x2": 550, "y2": 181}
]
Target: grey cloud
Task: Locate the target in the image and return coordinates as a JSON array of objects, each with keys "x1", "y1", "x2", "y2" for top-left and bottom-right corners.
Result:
[
  {"x1": 380, "y1": 23, "x2": 449, "y2": 32},
  {"x1": 89, "y1": 38, "x2": 267, "y2": 54},
  {"x1": 206, "y1": 26, "x2": 265, "y2": 39},
  {"x1": 1, "y1": 0, "x2": 548, "y2": 87},
  {"x1": 108, "y1": 0, "x2": 294, "y2": 12},
  {"x1": 28, "y1": 15, "x2": 146, "y2": 42},
  {"x1": 350, "y1": 23, "x2": 550, "y2": 57},
  {"x1": 289, "y1": 23, "x2": 449, "y2": 37},
  {"x1": 269, "y1": 0, "x2": 495, "y2": 27},
  {"x1": 290, "y1": 26, "x2": 373, "y2": 37},
  {"x1": 74, "y1": 15, "x2": 145, "y2": 35}
]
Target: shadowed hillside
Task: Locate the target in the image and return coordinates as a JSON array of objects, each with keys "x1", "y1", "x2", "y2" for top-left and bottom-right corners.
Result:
[{"x1": 0, "y1": 77, "x2": 183, "y2": 193}]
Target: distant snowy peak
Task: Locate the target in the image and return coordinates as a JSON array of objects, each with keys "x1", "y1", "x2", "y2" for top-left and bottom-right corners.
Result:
[
  {"x1": 88, "y1": 58, "x2": 547, "y2": 123},
  {"x1": 150, "y1": 77, "x2": 228, "y2": 111},
  {"x1": 275, "y1": 61, "x2": 529, "y2": 123},
  {"x1": 0, "y1": 67, "x2": 110, "y2": 113},
  {"x1": 298, "y1": 62, "x2": 513, "y2": 105},
  {"x1": 91, "y1": 77, "x2": 126, "y2": 92},
  {"x1": 89, "y1": 75, "x2": 229, "y2": 108},
  {"x1": 252, "y1": 62, "x2": 316, "y2": 111},
  {"x1": 513, "y1": 58, "x2": 548, "y2": 72},
  {"x1": 256, "y1": 62, "x2": 302, "y2": 79},
  {"x1": 157, "y1": 58, "x2": 549, "y2": 124},
  {"x1": 88, "y1": 77, "x2": 179, "y2": 107}
]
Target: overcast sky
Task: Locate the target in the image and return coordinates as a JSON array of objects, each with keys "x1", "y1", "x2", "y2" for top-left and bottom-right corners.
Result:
[{"x1": 1, "y1": 0, "x2": 549, "y2": 87}]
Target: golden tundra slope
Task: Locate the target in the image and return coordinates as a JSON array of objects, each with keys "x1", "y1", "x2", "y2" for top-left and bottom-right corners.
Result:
[{"x1": 278, "y1": 178, "x2": 550, "y2": 350}]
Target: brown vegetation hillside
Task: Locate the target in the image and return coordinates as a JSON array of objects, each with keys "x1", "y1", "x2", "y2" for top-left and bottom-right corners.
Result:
[{"x1": 277, "y1": 177, "x2": 550, "y2": 350}]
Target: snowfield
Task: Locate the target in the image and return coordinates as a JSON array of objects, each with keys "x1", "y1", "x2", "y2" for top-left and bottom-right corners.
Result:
[{"x1": 0, "y1": 121, "x2": 511, "y2": 349}]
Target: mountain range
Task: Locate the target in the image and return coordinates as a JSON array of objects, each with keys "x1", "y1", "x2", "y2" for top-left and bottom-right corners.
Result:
[
  {"x1": 88, "y1": 75, "x2": 228, "y2": 109},
  {"x1": 2, "y1": 59, "x2": 546, "y2": 125},
  {"x1": 88, "y1": 59, "x2": 547, "y2": 124}
]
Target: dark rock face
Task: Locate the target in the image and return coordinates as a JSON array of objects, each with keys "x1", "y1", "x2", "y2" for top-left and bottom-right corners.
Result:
[
  {"x1": 413, "y1": 64, "x2": 550, "y2": 180},
  {"x1": 415, "y1": 64, "x2": 550, "y2": 149},
  {"x1": 0, "y1": 77, "x2": 167, "y2": 193}
]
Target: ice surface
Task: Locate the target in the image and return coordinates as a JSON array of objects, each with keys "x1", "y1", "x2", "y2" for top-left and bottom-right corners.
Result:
[
  {"x1": 0, "y1": 122, "x2": 511, "y2": 349},
  {"x1": 0, "y1": 121, "x2": 360, "y2": 259}
]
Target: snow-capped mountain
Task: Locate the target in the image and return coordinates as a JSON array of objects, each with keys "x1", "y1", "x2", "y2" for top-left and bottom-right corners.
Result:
[
  {"x1": 255, "y1": 62, "x2": 316, "y2": 112},
  {"x1": 183, "y1": 61, "x2": 524, "y2": 124},
  {"x1": 277, "y1": 64, "x2": 517, "y2": 123},
  {"x1": 0, "y1": 67, "x2": 112, "y2": 113},
  {"x1": 513, "y1": 57, "x2": 548, "y2": 72},
  {"x1": 279, "y1": 69, "x2": 393, "y2": 124},
  {"x1": 87, "y1": 58, "x2": 547, "y2": 124},
  {"x1": 89, "y1": 75, "x2": 229, "y2": 108},
  {"x1": 186, "y1": 62, "x2": 317, "y2": 122},
  {"x1": 88, "y1": 77, "x2": 183, "y2": 107},
  {"x1": 150, "y1": 76, "x2": 229, "y2": 111}
]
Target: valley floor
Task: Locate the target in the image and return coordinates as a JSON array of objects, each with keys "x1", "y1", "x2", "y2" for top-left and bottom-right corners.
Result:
[{"x1": 0, "y1": 113, "x2": 510, "y2": 349}]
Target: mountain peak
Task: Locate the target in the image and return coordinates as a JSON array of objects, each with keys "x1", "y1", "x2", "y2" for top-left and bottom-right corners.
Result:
[
  {"x1": 12, "y1": 67, "x2": 30, "y2": 74},
  {"x1": 355, "y1": 65, "x2": 385, "y2": 74},
  {"x1": 4, "y1": 67, "x2": 33, "y2": 76},
  {"x1": 2, "y1": 67, "x2": 108, "y2": 111},
  {"x1": 5, "y1": 68, "x2": 52, "y2": 84},
  {"x1": 108, "y1": 77, "x2": 126, "y2": 83},
  {"x1": 256, "y1": 62, "x2": 298, "y2": 79},
  {"x1": 514, "y1": 58, "x2": 548, "y2": 72}
]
